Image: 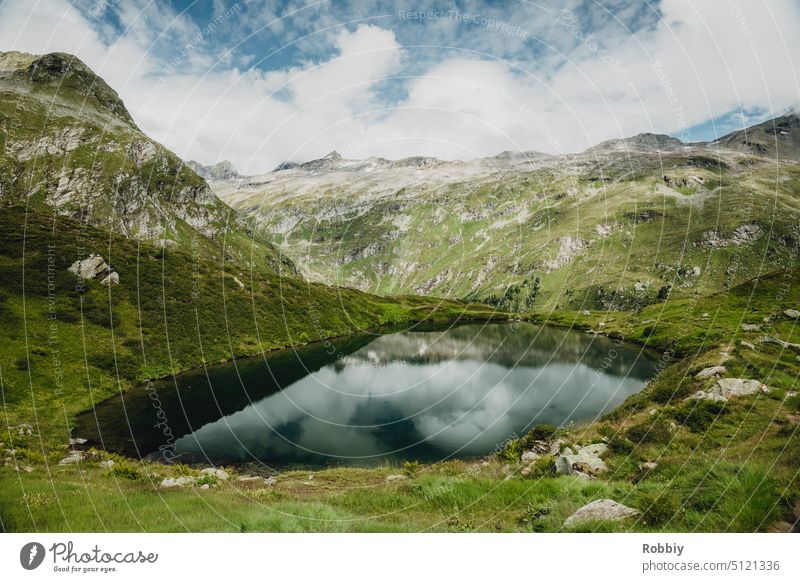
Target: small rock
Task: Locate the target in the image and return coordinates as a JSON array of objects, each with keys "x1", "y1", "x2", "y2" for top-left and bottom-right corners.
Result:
[
  {"x1": 785, "y1": 391, "x2": 798, "y2": 400},
  {"x1": 763, "y1": 335, "x2": 800, "y2": 351},
  {"x1": 16, "y1": 424, "x2": 34, "y2": 436},
  {"x1": 784, "y1": 309, "x2": 800, "y2": 319},
  {"x1": 99, "y1": 460, "x2": 115, "y2": 469},
  {"x1": 68, "y1": 437, "x2": 87, "y2": 445},
  {"x1": 200, "y1": 467, "x2": 229, "y2": 480},
  {"x1": 264, "y1": 476, "x2": 277, "y2": 486},
  {"x1": 160, "y1": 476, "x2": 196, "y2": 488},
  {"x1": 200, "y1": 484, "x2": 210, "y2": 490},
  {"x1": 236, "y1": 476, "x2": 261, "y2": 482},
  {"x1": 740, "y1": 341, "x2": 756, "y2": 350},
  {"x1": 521, "y1": 450, "x2": 541, "y2": 462},
  {"x1": 714, "y1": 378, "x2": 769, "y2": 398},
  {"x1": 100, "y1": 272, "x2": 119, "y2": 286},
  {"x1": 649, "y1": 408, "x2": 658, "y2": 415},
  {"x1": 556, "y1": 443, "x2": 608, "y2": 476},
  {"x1": 58, "y1": 451, "x2": 85, "y2": 465},
  {"x1": 22, "y1": 466, "x2": 33, "y2": 473},
  {"x1": 548, "y1": 439, "x2": 567, "y2": 456},
  {"x1": 695, "y1": 366, "x2": 727, "y2": 379},
  {"x1": 385, "y1": 474, "x2": 407, "y2": 483},
  {"x1": 639, "y1": 462, "x2": 658, "y2": 471},
  {"x1": 581, "y1": 310, "x2": 591, "y2": 316},
  {"x1": 687, "y1": 390, "x2": 729, "y2": 403},
  {"x1": 741, "y1": 324, "x2": 761, "y2": 332},
  {"x1": 564, "y1": 499, "x2": 640, "y2": 527}
]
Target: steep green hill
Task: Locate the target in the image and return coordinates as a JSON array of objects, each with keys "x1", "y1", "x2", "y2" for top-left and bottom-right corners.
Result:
[{"x1": 0, "y1": 51, "x2": 290, "y2": 273}]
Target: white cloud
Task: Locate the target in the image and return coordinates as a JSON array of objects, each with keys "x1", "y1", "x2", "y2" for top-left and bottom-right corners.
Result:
[{"x1": 1, "y1": 0, "x2": 799, "y2": 172}]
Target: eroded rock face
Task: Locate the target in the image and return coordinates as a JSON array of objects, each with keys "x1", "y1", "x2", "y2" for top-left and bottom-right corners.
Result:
[
  {"x1": 127, "y1": 140, "x2": 158, "y2": 166},
  {"x1": 564, "y1": 499, "x2": 640, "y2": 528}
]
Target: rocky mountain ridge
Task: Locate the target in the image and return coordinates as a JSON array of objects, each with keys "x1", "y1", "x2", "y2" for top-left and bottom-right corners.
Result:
[{"x1": 208, "y1": 110, "x2": 800, "y2": 309}]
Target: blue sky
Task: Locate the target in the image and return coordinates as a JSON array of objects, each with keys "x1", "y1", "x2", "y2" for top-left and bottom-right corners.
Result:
[{"x1": 1, "y1": 0, "x2": 799, "y2": 172}]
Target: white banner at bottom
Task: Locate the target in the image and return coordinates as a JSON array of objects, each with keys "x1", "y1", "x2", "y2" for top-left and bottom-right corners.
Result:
[{"x1": 1, "y1": 533, "x2": 797, "y2": 581}]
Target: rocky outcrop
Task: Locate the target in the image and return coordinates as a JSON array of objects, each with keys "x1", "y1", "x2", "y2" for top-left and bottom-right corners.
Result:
[
  {"x1": 564, "y1": 499, "x2": 640, "y2": 528},
  {"x1": 688, "y1": 378, "x2": 769, "y2": 402},
  {"x1": 68, "y1": 254, "x2": 120, "y2": 285},
  {"x1": 555, "y1": 443, "x2": 608, "y2": 477},
  {"x1": 695, "y1": 366, "x2": 727, "y2": 379}
]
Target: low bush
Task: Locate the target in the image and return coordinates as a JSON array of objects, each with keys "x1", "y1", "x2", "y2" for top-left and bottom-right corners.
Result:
[
  {"x1": 638, "y1": 490, "x2": 680, "y2": 526},
  {"x1": 626, "y1": 418, "x2": 672, "y2": 445}
]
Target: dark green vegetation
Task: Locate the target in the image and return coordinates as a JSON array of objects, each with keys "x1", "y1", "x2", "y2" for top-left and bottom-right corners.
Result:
[{"x1": 0, "y1": 51, "x2": 798, "y2": 533}]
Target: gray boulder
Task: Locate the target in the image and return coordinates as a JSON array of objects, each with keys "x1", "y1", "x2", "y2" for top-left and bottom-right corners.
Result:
[
  {"x1": 68, "y1": 254, "x2": 109, "y2": 279},
  {"x1": 556, "y1": 443, "x2": 608, "y2": 476},
  {"x1": 695, "y1": 365, "x2": 727, "y2": 379},
  {"x1": 100, "y1": 272, "x2": 119, "y2": 285},
  {"x1": 564, "y1": 499, "x2": 640, "y2": 528},
  {"x1": 784, "y1": 309, "x2": 800, "y2": 319}
]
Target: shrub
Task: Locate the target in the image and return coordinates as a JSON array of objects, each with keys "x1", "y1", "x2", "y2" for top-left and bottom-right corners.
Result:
[
  {"x1": 498, "y1": 438, "x2": 523, "y2": 463},
  {"x1": 403, "y1": 460, "x2": 422, "y2": 477},
  {"x1": 626, "y1": 418, "x2": 672, "y2": 445},
  {"x1": 14, "y1": 357, "x2": 29, "y2": 370},
  {"x1": 673, "y1": 400, "x2": 727, "y2": 432},
  {"x1": 608, "y1": 435, "x2": 636, "y2": 454},
  {"x1": 520, "y1": 424, "x2": 558, "y2": 448},
  {"x1": 109, "y1": 464, "x2": 142, "y2": 481},
  {"x1": 639, "y1": 490, "x2": 680, "y2": 526},
  {"x1": 524, "y1": 456, "x2": 556, "y2": 478},
  {"x1": 517, "y1": 504, "x2": 549, "y2": 531}
]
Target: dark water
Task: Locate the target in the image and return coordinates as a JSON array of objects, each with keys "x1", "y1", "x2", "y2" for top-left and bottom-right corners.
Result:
[{"x1": 76, "y1": 322, "x2": 659, "y2": 467}]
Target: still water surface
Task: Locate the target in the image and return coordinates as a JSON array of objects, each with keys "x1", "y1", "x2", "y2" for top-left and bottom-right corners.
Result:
[{"x1": 77, "y1": 323, "x2": 659, "y2": 466}]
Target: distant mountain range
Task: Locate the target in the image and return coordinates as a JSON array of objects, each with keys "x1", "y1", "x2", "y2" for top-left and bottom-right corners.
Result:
[{"x1": 204, "y1": 110, "x2": 800, "y2": 309}]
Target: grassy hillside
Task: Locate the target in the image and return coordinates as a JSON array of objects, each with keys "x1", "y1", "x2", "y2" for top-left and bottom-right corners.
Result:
[
  {"x1": 2, "y1": 266, "x2": 797, "y2": 532},
  {"x1": 215, "y1": 130, "x2": 800, "y2": 311}
]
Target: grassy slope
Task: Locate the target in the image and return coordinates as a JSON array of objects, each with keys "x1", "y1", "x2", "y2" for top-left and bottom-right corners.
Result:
[
  {"x1": 2, "y1": 250, "x2": 797, "y2": 531},
  {"x1": 226, "y1": 152, "x2": 800, "y2": 311}
]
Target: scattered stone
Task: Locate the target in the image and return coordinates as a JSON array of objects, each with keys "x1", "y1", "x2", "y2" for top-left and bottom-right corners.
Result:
[
  {"x1": 649, "y1": 408, "x2": 658, "y2": 416},
  {"x1": 58, "y1": 451, "x2": 85, "y2": 465},
  {"x1": 548, "y1": 439, "x2": 567, "y2": 456},
  {"x1": 690, "y1": 378, "x2": 769, "y2": 402},
  {"x1": 639, "y1": 462, "x2": 658, "y2": 471},
  {"x1": 68, "y1": 254, "x2": 109, "y2": 279},
  {"x1": 521, "y1": 450, "x2": 541, "y2": 462},
  {"x1": 307, "y1": 474, "x2": 315, "y2": 481},
  {"x1": 99, "y1": 460, "x2": 115, "y2": 469},
  {"x1": 564, "y1": 499, "x2": 640, "y2": 528},
  {"x1": 785, "y1": 391, "x2": 798, "y2": 400},
  {"x1": 741, "y1": 323, "x2": 761, "y2": 332},
  {"x1": 695, "y1": 366, "x2": 727, "y2": 380},
  {"x1": 160, "y1": 476, "x2": 195, "y2": 488},
  {"x1": 701, "y1": 313, "x2": 710, "y2": 320},
  {"x1": 16, "y1": 423, "x2": 33, "y2": 436},
  {"x1": 100, "y1": 272, "x2": 119, "y2": 286},
  {"x1": 235, "y1": 475, "x2": 261, "y2": 482},
  {"x1": 763, "y1": 335, "x2": 800, "y2": 352},
  {"x1": 784, "y1": 309, "x2": 800, "y2": 319},
  {"x1": 200, "y1": 467, "x2": 229, "y2": 481},
  {"x1": 385, "y1": 474, "x2": 407, "y2": 483},
  {"x1": 68, "y1": 437, "x2": 87, "y2": 445},
  {"x1": 264, "y1": 476, "x2": 277, "y2": 486},
  {"x1": 200, "y1": 484, "x2": 210, "y2": 489},
  {"x1": 740, "y1": 341, "x2": 756, "y2": 350},
  {"x1": 556, "y1": 443, "x2": 608, "y2": 476},
  {"x1": 22, "y1": 466, "x2": 33, "y2": 473},
  {"x1": 581, "y1": 310, "x2": 591, "y2": 316}
]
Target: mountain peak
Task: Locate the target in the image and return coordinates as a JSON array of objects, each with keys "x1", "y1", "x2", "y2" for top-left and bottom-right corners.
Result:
[
  {"x1": 323, "y1": 150, "x2": 343, "y2": 161},
  {"x1": 0, "y1": 50, "x2": 133, "y2": 124}
]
